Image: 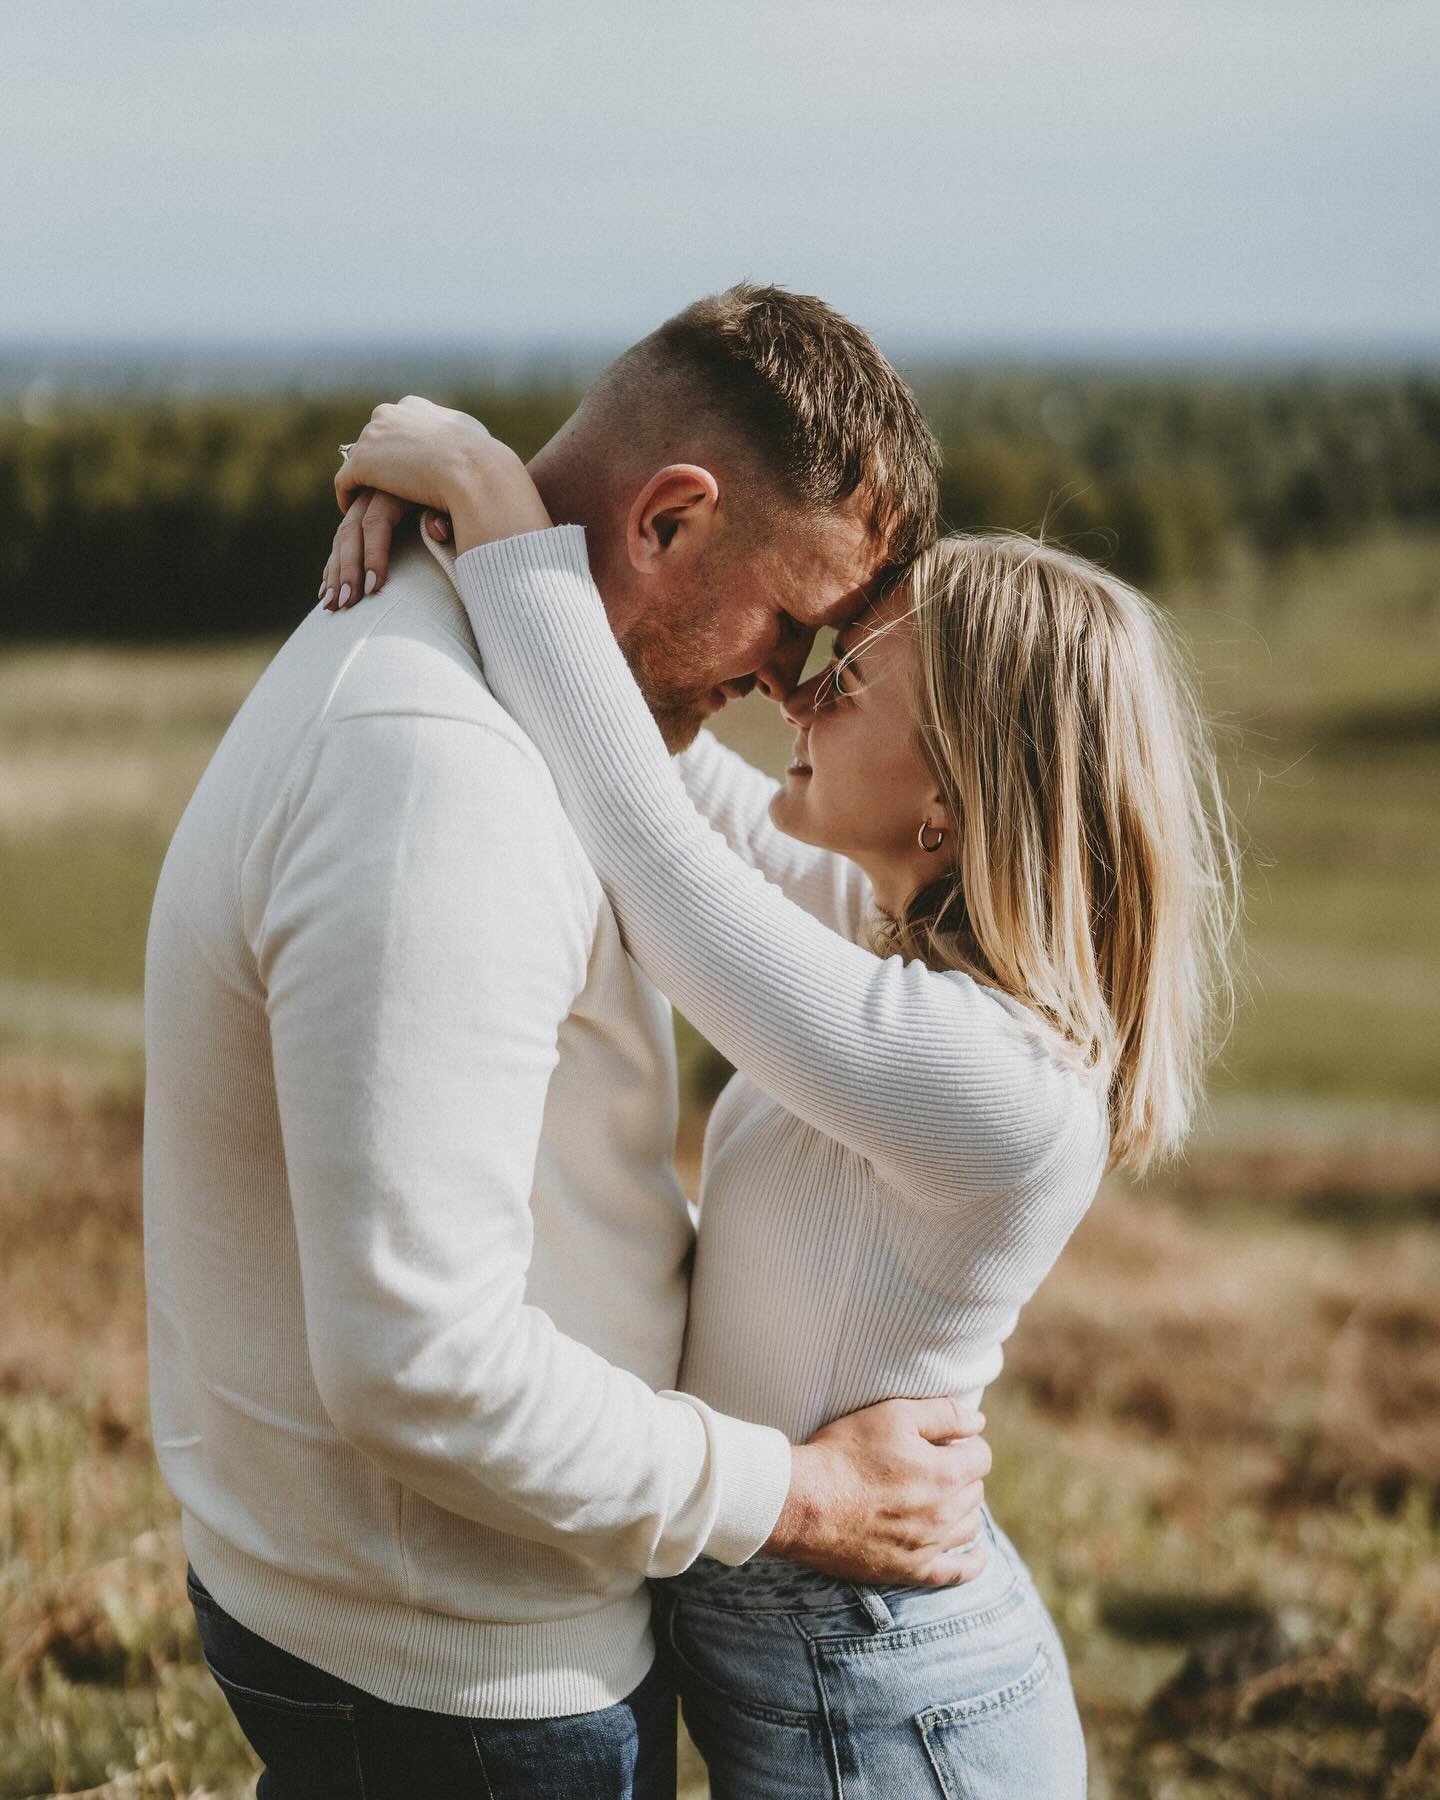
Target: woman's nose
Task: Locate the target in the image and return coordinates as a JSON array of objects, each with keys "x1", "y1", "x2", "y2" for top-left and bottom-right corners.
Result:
[
  {"x1": 781, "y1": 672, "x2": 822, "y2": 727},
  {"x1": 754, "y1": 634, "x2": 814, "y2": 705}
]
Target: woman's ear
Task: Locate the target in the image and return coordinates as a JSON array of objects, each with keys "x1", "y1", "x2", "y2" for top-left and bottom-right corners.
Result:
[
  {"x1": 920, "y1": 794, "x2": 958, "y2": 861},
  {"x1": 626, "y1": 464, "x2": 721, "y2": 573}
]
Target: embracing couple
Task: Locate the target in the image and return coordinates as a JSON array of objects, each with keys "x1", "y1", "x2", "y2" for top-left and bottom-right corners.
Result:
[{"x1": 144, "y1": 285, "x2": 1233, "y2": 1797}]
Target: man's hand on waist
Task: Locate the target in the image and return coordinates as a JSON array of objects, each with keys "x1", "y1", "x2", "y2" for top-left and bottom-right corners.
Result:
[{"x1": 764, "y1": 1395, "x2": 991, "y2": 1588}]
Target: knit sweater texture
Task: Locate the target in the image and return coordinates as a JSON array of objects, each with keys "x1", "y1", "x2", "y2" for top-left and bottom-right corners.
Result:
[{"x1": 454, "y1": 527, "x2": 1112, "y2": 1448}]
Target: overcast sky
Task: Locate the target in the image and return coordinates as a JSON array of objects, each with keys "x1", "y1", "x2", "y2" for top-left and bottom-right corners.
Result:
[{"x1": 3, "y1": 0, "x2": 1437, "y2": 355}]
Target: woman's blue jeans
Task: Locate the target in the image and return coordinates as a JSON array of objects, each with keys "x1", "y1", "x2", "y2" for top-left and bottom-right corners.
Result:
[
  {"x1": 187, "y1": 1567, "x2": 677, "y2": 1798},
  {"x1": 650, "y1": 1509, "x2": 1087, "y2": 1799}
]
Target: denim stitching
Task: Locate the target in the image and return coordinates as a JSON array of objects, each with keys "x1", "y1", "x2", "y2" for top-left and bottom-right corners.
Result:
[
  {"x1": 916, "y1": 1645, "x2": 1057, "y2": 1800},
  {"x1": 200, "y1": 1652, "x2": 357, "y2": 1722},
  {"x1": 467, "y1": 1724, "x2": 498, "y2": 1798},
  {"x1": 350, "y1": 1711, "x2": 369, "y2": 1800},
  {"x1": 670, "y1": 1516, "x2": 999, "y2": 1619},
  {"x1": 801, "y1": 1620, "x2": 848, "y2": 1800},
  {"x1": 918, "y1": 1640, "x2": 1052, "y2": 1729},
  {"x1": 800, "y1": 1579, "x2": 1027, "y2": 1657}
]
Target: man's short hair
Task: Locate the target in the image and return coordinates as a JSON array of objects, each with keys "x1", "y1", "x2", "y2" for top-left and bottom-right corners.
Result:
[{"x1": 610, "y1": 283, "x2": 940, "y2": 576}]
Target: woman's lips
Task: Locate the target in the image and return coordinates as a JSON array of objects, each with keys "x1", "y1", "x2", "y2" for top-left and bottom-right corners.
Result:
[{"x1": 786, "y1": 759, "x2": 812, "y2": 777}]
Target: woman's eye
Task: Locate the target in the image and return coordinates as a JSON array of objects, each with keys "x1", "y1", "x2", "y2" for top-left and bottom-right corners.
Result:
[{"x1": 814, "y1": 654, "x2": 860, "y2": 707}]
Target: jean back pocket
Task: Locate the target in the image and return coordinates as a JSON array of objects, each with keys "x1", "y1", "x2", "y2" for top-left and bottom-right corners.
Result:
[
  {"x1": 189, "y1": 1572, "x2": 365, "y2": 1798},
  {"x1": 916, "y1": 1641, "x2": 1086, "y2": 1799}
]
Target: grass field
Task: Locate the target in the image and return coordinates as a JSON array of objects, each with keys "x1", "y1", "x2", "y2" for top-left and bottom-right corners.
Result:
[{"x1": 1, "y1": 528, "x2": 1437, "y2": 1796}]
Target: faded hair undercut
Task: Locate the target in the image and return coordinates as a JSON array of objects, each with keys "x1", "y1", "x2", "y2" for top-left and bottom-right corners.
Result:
[{"x1": 602, "y1": 283, "x2": 940, "y2": 576}]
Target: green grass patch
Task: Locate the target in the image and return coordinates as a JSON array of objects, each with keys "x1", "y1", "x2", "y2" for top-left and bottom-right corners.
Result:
[
  {"x1": 0, "y1": 828, "x2": 166, "y2": 997},
  {"x1": 1220, "y1": 741, "x2": 1440, "y2": 1101}
]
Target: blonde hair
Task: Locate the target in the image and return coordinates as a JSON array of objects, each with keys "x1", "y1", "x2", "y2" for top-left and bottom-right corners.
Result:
[{"x1": 872, "y1": 534, "x2": 1238, "y2": 1175}]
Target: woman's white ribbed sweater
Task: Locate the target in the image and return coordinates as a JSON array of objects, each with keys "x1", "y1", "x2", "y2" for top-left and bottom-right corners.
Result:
[{"x1": 455, "y1": 528, "x2": 1111, "y2": 1444}]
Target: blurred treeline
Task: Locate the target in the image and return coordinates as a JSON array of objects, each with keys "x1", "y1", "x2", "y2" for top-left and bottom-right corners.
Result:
[{"x1": 3, "y1": 368, "x2": 1439, "y2": 640}]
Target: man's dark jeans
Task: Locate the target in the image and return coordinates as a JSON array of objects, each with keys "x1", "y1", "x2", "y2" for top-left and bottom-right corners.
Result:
[{"x1": 187, "y1": 1567, "x2": 677, "y2": 1799}]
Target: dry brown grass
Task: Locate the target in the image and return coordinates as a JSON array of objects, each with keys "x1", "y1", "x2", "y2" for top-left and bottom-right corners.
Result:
[
  {"x1": 0, "y1": 1064, "x2": 146, "y2": 1410},
  {"x1": 3, "y1": 1061, "x2": 1437, "y2": 1795},
  {"x1": 1006, "y1": 1176, "x2": 1440, "y2": 1509},
  {"x1": 0, "y1": 1062, "x2": 236, "y2": 1798},
  {"x1": 987, "y1": 1160, "x2": 1440, "y2": 1796},
  {"x1": 0, "y1": 1066, "x2": 191, "y2": 1757}
]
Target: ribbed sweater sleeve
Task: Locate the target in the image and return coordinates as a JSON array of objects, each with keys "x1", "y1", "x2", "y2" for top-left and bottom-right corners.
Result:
[
  {"x1": 675, "y1": 732, "x2": 873, "y2": 941},
  {"x1": 250, "y1": 705, "x2": 790, "y2": 1572},
  {"x1": 455, "y1": 528, "x2": 1105, "y2": 1212}
]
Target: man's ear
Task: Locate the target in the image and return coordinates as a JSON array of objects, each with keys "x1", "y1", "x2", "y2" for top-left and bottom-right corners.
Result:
[{"x1": 626, "y1": 465, "x2": 721, "y2": 573}]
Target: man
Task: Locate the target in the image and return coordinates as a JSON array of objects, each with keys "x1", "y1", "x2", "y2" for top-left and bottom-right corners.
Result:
[{"x1": 144, "y1": 285, "x2": 989, "y2": 1798}]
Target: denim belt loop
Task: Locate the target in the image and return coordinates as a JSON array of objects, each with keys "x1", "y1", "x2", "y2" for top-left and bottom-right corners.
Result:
[{"x1": 850, "y1": 1586, "x2": 895, "y2": 1632}]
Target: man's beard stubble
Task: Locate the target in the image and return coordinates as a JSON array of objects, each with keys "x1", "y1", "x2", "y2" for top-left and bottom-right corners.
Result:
[{"x1": 615, "y1": 600, "x2": 729, "y2": 755}]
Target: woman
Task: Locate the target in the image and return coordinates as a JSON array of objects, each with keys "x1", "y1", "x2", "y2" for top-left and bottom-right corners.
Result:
[{"x1": 320, "y1": 403, "x2": 1236, "y2": 1798}]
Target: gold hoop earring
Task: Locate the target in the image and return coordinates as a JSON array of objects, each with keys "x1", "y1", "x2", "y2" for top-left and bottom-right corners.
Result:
[{"x1": 917, "y1": 820, "x2": 946, "y2": 854}]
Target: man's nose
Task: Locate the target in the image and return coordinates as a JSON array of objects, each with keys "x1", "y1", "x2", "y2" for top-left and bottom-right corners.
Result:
[{"x1": 753, "y1": 635, "x2": 814, "y2": 705}]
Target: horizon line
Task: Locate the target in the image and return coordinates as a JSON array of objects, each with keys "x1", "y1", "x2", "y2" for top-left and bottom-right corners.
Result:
[{"x1": 3, "y1": 332, "x2": 1439, "y2": 399}]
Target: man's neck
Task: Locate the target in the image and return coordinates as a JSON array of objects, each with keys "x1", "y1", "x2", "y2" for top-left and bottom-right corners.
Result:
[
  {"x1": 526, "y1": 434, "x2": 596, "y2": 534},
  {"x1": 527, "y1": 440, "x2": 627, "y2": 631}
]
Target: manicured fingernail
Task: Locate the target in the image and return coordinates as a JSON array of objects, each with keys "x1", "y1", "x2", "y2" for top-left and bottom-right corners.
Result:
[
  {"x1": 322, "y1": 589, "x2": 335, "y2": 609},
  {"x1": 318, "y1": 580, "x2": 327, "y2": 599},
  {"x1": 338, "y1": 583, "x2": 352, "y2": 607},
  {"x1": 364, "y1": 570, "x2": 377, "y2": 596}
]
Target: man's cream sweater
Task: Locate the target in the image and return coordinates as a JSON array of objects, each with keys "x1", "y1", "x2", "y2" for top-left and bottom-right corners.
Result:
[{"x1": 142, "y1": 535, "x2": 792, "y2": 1720}]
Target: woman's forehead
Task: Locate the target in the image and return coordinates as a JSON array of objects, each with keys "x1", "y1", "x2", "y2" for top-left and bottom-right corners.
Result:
[{"x1": 838, "y1": 587, "x2": 913, "y2": 656}]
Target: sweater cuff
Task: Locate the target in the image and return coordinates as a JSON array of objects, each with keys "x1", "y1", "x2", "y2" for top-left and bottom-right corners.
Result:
[
  {"x1": 682, "y1": 1398, "x2": 794, "y2": 1567},
  {"x1": 455, "y1": 523, "x2": 594, "y2": 599}
]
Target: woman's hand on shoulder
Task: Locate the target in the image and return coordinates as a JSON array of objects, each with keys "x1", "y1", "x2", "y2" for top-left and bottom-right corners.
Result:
[
  {"x1": 320, "y1": 396, "x2": 552, "y2": 609},
  {"x1": 320, "y1": 489, "x2": 448, "y2": 610}
]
